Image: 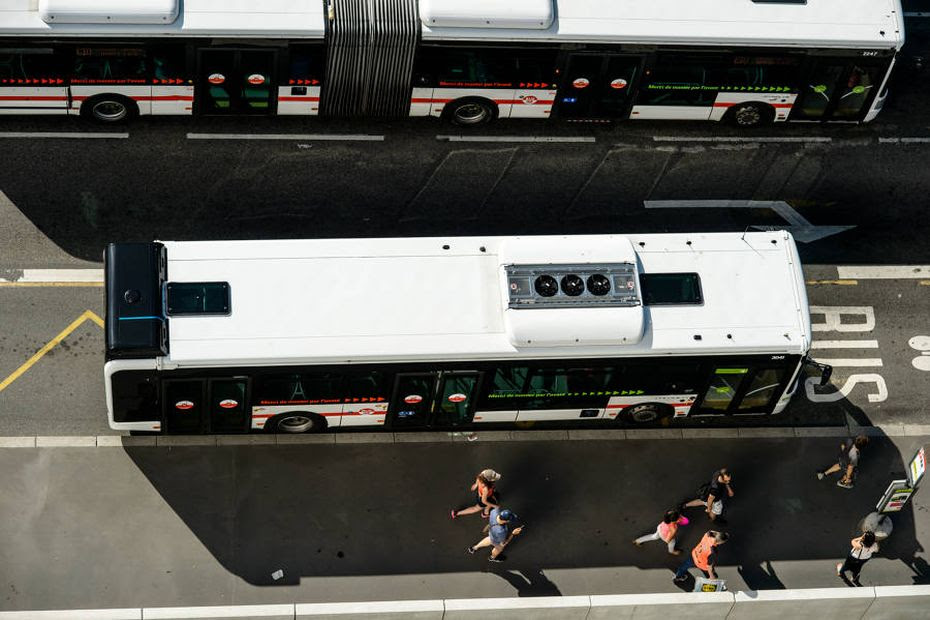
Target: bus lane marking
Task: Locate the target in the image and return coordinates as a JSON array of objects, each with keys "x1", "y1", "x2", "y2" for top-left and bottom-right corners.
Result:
[
  {"x1": 836, "y1": 265, "x2": 930, "y2": 279},
  {"x1": 186, "y1": 133, "x2": 385, "y2": 141},
  {"x1": 806, "y1": 306, "x2": 887, "y2": 404},
  {"x1": 0, "y1": 132, "x2": 128, "y2": 139},
  {"x1": 652, "y1": 136, "x2": 832, "y2": 143},
  {"x1": 0, "y1": 268, "x2": 103, "y2": 286},
  {"x1": 436, "y1": 135, "x2": 596, "y2": 143},
  {"x1": 0, "y1": 310, "x2": 103, "y2": 393}
]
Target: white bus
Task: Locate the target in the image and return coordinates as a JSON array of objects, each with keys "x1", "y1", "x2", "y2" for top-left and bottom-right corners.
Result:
[
  {"x1": 0, "y1": 0, "x2": 904, "y2": 126},
  {"x1": 104, "y1": 232, "x2": 830, "y2": 434}
]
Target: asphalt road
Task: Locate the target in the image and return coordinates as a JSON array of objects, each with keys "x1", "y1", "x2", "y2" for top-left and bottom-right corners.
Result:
[{"x1": 0, "y1": 436, "x2": 927, "y2": 611}]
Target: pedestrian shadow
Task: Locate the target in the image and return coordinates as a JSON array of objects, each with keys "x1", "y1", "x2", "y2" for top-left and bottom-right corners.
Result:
[
  {"x1": 489, "y1": 567, "x2": 562, "y2": 596},
  {"x1": 737, "y1": 560, "x2": 785, "y2": 590}
]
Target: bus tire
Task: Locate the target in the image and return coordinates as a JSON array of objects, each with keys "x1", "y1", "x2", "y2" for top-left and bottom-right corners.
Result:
[
  {"x1": 445, "y1": 97, "x2": 497, "y2": 126},
  {"x1": 268, "y1": 412, "x2": 326, "y2": 434},
  {"x1": 81, "y1": 94, "x2": 138, "y2": 123},
  {"x1": 621, "y1": 403, "x2": 673, "y2": 424},
  {"x1": 727, "y1": 102, "x2": 774, "y2": 128}
]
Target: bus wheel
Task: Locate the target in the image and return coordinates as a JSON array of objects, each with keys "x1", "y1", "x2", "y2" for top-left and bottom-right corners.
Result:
[
  {"x1": 622, "y1": 403, "x2": 671, "y2": 424},
  {"x1": 82, "y1": 95, "x2": 137, "y2": 123},
  {"x1": 446, "y1": 98, "x2": 496, "y2": 126},
  {"x1": 729, "y1": 103, "x2": 773, "y2": 128},
  {"x1": 272, "y1": 412, "x2": 325, "y2": 434}
]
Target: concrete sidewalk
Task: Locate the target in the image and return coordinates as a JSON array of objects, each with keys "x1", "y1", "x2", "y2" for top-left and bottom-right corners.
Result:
[{"x1": 0, "y1": 435, "x2": 927, "y2": 612}]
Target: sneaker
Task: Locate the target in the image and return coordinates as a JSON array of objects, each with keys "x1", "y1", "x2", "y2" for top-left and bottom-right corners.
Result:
[
  {"x1": 837, "y1": 480, "x2": 854, "y2": 489},
  {"x1": 466, "y1": 546, "x2": 475, "y2": 555},
  {"x1": 633, "y1": 540, "x2": 642, "y2": 547},
  {"x1": 816, "y1": 471, "x2": 825, "y2": 481},
  {"x1": 489, "y1": 555, "x2": 505, "y2": 563},
  {"x1": 450, "y1": 509, "x2": 457, "y2": 520},
  {"x1": 669, "y1": 549, "x2": 682, "y2": 556},
  {"x1": 836, "y1": 563, "x2": 843, "y2": 577}
]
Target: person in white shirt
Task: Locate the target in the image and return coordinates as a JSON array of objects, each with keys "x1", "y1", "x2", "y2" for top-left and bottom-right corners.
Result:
[{"x1": 837, "y1": 531, "x2": 879, "y2": 584}]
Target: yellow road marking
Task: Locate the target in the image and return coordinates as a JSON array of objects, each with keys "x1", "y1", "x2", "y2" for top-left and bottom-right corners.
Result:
[
  {"x1": 805, "y1": 279, "x2": 858, "y2": 286},
  {"x1": 0, "y1": 282, "x2": 103, "y2": 287},
  {"x1": 0, "y1": 310, "x2": 103, "y2": 393},
  {"x1": 920, "y1": 280, "x2": 930, "y2": 286}
]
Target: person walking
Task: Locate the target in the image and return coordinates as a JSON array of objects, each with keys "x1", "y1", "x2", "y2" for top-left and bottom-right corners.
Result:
[
  {"x1": 466, "y1": 507, "x2": 524, "y2": 562},
  {"x1": 633, "y1": 509, "x2": 689, "y2": 555},
  {"x1": 817, "y1": 435, "x2": 869, "y2": 489},
  {"x1": 684, "y1": 468, "x2": 735, "y2": 525},
  {"x1": 451, "y1": 469, "x2": 501, "y2": 519},
  {"x1": 674, "y1": 530, "x2": 729, "y2": 583},
  {"x1": 837, "y1": 531, "x2": 879, "y2": 585}
]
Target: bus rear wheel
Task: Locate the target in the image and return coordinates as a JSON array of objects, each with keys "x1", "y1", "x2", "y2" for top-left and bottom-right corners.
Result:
[
  {"x1": 446, "y1": 98, "x2": 497, "y2": 126},
  {"x1": 622, "y1": 403, "x2": 672, "y2": 424},
  {"x1": 270, "y1": 412, "x2": 325, "y2": 434},
  {"x1": 728, "y1": 102, "x2": 773, "y2": 128},
  {"x1": 82, "y1": 95, "x2": 137, "y2": 123}
]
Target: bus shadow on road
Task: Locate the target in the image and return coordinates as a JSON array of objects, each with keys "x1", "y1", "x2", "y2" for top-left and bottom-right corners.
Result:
[{"x1": 122, "y1": 430, "x2": 927, "y2": 591}]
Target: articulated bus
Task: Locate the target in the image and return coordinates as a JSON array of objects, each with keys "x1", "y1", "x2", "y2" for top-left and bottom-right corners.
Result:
[
  {"x1": 104, "y1": 232, "x2": 830, "y2": 435},
  {"x1": 1, "y1": 0, "x2": 904, "y2": 126}
]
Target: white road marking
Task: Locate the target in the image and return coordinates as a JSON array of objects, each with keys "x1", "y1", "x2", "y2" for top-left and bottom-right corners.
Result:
[
  {"x1": 836, "y1": 266, "x2": 930, "y2": 279},
  {"x1": 812, "y1": 358, "x2": 884, "y2": 367},
  {"x1": 878, "y1": 137, "x2": 930, "y2": 144},
  {"x1": 187, "y1": 133, "x2": 385, "y2": 141},
  {"x1": 437, "y1": 135, "x2": 595, "y2": 143},
  {"x1": 643, "y1": 200, "x2": 854, "y2": 243},
  {"x1": 0, "y1": 268, "x2": 103, "y2": 283},
  {"x1": 652, "y1": 136, "x2": 831, "y2": 143},
  {"x1": 0, "y1": 132, "x2": 128, "y2": 139},
  {"x1": 811, "y1": 340, "x2": 879, "y2": 349}
]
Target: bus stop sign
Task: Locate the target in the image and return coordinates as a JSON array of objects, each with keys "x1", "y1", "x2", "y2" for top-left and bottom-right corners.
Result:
[{"x1": 909, "y1": 446, "x2": 926, "y2": 487}]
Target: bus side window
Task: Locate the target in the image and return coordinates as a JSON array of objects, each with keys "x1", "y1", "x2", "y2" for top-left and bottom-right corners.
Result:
[
  {"x1": 434, "y1": 47, "x2": 513, "y2": 87},
  {"x1": 701, "y1": 367, "x2": 748, "y2": 411},
  {"x1": 288, "y1": 43, "x2": 325, "y2": 86},
  {"x1": 256, "y1": 373, "x2": 307, "y2": 404},
  {"x1": 110, "y1": 370, "x2": 159, "y2": 423},
  {"x1": 639, "y1": 55, "x2": 722, "y2": 106},
  {"x1": 150, "y1": 45, "x2": 188, "y2": 83},
  {"x1": 344, "y1": 370, "x2": 387, "y2": 402},
  {"x1": 512, "y1": 48, "x2": 558, "y2": 86},
  {"x1": 302, "y1": 372, "x2": 344, "y2": 403},
  {"x1": 737, "y1": 367, "x2": 787, "y2": 410},
  {"x1": 72, "y1": 47, "x2": 147, "y2": 84},
  {"x1": 0, "y1": 48, "x2": 65, "y2": 83}
]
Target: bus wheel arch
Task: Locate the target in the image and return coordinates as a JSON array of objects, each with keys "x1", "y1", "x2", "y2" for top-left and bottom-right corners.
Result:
[
  {"x1": 726, "y1": 102, "x2": 775, "y2": 128},
  {"x1": 266, "y1": 411, "x2": 327, "y2": 434},
  {"x1": 620, "y1": 402, "x2": 674, "y2": 424},
  {"x1": 444, "y1": 97, "x2": 498, "y2": 126},
  {"x1": 81, "y1": 94, "x2": 138, "y2": 123}
]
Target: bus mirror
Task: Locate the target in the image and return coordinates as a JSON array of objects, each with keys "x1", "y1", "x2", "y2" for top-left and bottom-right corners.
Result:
[{"x1": 819, "y1": 364, "x2": 833, "y2": 386}]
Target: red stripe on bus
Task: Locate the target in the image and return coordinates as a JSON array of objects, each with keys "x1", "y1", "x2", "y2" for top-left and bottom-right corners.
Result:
[
  {"x1": 0, "y1": 96, "x2": 68, "y2": 101},
  {"x1": 279, "y1": 96, "x2": 321, "y2": 102},
  {"x1": 411, "y1": 97, "x2": 553, "y2": 106},
  {"x1": 713, "y1": 102, "x2": 795, "y2": 109}
]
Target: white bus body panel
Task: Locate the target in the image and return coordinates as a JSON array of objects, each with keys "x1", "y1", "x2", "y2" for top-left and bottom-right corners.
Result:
[
  {"x1": 630, "y1": 105, "x2": 712, "y2": 121},
  {"x1": 605, "y1": 394, "x2": 698, "y2": 420},
  {"x1": 0, "y1": 86, "x2": 69, "y2": 114},
  {"x1": 473, "y1": 410, "x2": 518, "y2": 423},
  {"x1": 708, "y1": 92, "x2": 799, "y2": 123},
  {"x1": 151, "y1": 85, "x2": 194, "y2": 114},
  {"x1": 517, "y1": 407, "x2": 605, "y2": 422},
  {"x1": 421, "y1": 0, "x2": 554, "y2": 30},
  {"x1": 276, "y1": 85, "x2": 320, "y2": 115}
]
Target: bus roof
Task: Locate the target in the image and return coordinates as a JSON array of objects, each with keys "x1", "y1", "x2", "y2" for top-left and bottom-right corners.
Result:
[
  {"x1": 151, "y1": 232, "x2": 811, "y2": 368},
  {"x1": 421, "y1": 0, "x2": 904, "y2": 50},
  {"x1": 0, "y1": 0, "x2": 903, "y2": 50}
]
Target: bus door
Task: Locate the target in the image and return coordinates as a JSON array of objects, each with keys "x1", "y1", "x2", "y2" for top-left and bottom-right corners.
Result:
[
  {"x1": 164, "y1": 378, "x2": 250, "y2": 433},
  {"x1": 693, "y1": 365, "x2": 789, "y2": 416},
  {"x1": 790, "y1": 58, "x2": 884, "y2": 122},
  {"x1": 196, "y1": 49, "x2": 276, "y2": 115},
  {"x1": 555, "y1": 53, "x2": 641, "y2": 120},
  {"x1": 388, "y1": 372, "x2": 480, "y2": 429}
]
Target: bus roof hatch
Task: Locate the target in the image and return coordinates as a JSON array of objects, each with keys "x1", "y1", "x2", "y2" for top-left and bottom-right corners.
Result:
[
  {"x1": 40, "y1": 0, "x2": 180, "y2": 24},
  {"x1": 420, "y1": 0, "x2": 553, "y2": 30}
]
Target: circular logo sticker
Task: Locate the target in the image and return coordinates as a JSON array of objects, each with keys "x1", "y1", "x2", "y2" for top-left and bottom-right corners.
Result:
[
  {"x1": 404, "y1": 394, "x2": 423, "y2": 404},
  {"x1": 219, "y1": 399, "x2": 239, "y2": 409},
  {"x1": 207, "y1": 73, "x2": 225, "y2": 85},
  {"x1": 610, "y1": 78, "x2": 628, "y2": 90},
  {"x1": 521, "y1": 95, "x2": 538, "y2": 105},
  {"x1": 247, "y1": 73, "x2": 266, "y2": 85},
  {"x1": 175, "y1": 400, "x2": 194, "y2": 410},
  {"x1": 448, "y1": 393, "x2": 467, "y2": 403},
  {"x1": 358, "y1": 408, "x2": 376, "y2": 416},
  {"x1": 572, "y1": 77, "x2": 590, "y2": 89}
]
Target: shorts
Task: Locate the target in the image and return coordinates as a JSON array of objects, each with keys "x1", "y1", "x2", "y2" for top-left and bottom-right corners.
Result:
[
  {"x1": 478, "y1": 491, "x2": 500, "y2": 508},
  {"x1": 710, "y1": 499, "x2": 724, "y2": 516}
]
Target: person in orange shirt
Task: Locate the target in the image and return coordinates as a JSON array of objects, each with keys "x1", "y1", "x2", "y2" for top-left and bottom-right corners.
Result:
[{"x1": 673, "y1": 530, "x2": 729, "y2": 583}]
